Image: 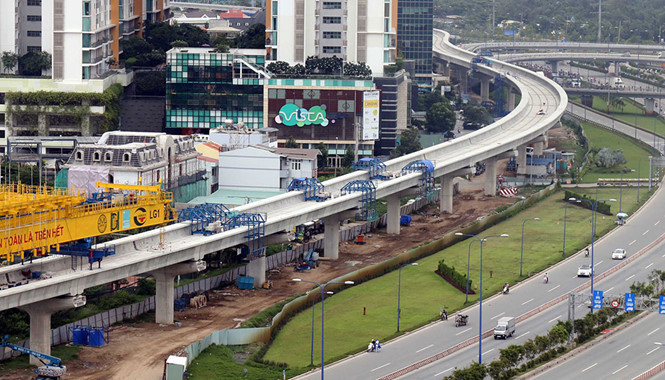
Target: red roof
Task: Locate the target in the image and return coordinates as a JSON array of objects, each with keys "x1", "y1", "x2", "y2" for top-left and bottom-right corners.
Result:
[{"x1": 220, "y1": 9, "x2": 249, "y2": 19}]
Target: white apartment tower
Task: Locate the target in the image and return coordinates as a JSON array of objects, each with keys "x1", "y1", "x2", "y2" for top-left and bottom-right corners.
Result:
[
  {"x1": 0, "y1": 0, "x2": 170, "y2": 82},
  {"x1": 265, "y1": 0, "x2": 397, "y2": 77}
]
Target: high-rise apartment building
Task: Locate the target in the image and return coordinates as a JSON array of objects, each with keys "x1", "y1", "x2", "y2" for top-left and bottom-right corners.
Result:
[
  {"x1": 397, "y1": 0, "x2": 433, "y2": 85},
  {"x1": 265, "y1": 0, "x2": 397, "y2": 77},
  {"x1": 0, "y1": 0, "x2": 170, "y2": 81}
]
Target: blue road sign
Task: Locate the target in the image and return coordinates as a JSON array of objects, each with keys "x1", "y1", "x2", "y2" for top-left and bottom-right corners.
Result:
[
  {"x1": 660, "y1": 296, "x2": 665, "y2": 314},
  {"x1": 625, "y1": 293, "x2": 635, "y2": 312},
  {"x1": 593, "y1": 290, "x2": 604, "y2": 310}
]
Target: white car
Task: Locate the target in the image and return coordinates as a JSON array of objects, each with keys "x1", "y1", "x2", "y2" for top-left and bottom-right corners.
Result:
[
  {"x1": 612, "y1": 248, "x2": 627, "y2": 260},
  {"x1": 577, "y1": 264, "x2": 593, "y2": 277}
]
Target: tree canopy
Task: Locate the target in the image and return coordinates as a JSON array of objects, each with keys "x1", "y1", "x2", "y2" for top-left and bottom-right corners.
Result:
[
  {"x1": 391, "y1": 127, "x2": 423, "y2": 158},
  {"x1": 426, "y1": 102, "x2": 456, "y2": 133}
]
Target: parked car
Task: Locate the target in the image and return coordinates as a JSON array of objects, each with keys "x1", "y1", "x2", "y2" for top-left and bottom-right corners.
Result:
[
  {"x1": 577, "y1": 264, "x2": 593, "y2": 277},
  {"x1": 612, "y1": 248, "x2": 627, "y2": 260}
]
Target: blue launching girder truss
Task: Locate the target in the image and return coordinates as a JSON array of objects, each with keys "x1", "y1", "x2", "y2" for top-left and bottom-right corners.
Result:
[
  {"x1": 287, "y1": 177, "x2": 331, "y2": 202},
  {"x1": 401, "y1": 160, "x2": 436, "y2": 197},
  {"x1": 178, "y1": 203, "x2": 236, "y2": 235},
  {"x1": 353, "y1": 158, "x2": 387, "y2": 180},
  {"x1": 224, "y1": 212, "x2": 266, "y2": 259},
  {"x1": 55, "y1": 237, "x2": 115, "y2": 270},
  {"x1": 340, "y1": 180, "x2": 378, "y2": 221}
]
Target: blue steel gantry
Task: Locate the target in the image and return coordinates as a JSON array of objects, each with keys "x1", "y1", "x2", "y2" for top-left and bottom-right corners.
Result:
[
  {"x1": 224, "y1": 212, "x2": 266, "y2": 259},
  {"x1": 340, "y1": 180, "x2": 378, "y2": 221},
  {"x1": 401, "y1": 160, "x2": 436, "y2": 197},
  {"x1": 178, "y1": 203, "x2": 236, "y2": 235},
  {"x1": 287, "y1": 177, "x2": 331, "y2": 202}
]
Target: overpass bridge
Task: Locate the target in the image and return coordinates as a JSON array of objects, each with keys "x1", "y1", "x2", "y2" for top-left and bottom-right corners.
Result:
[
  {"x1": 464, "y1": 41, "x2": 665, "y2": 54},
  {"x1": 0, "y1": 30, "x2": 567, "y2": 362}
]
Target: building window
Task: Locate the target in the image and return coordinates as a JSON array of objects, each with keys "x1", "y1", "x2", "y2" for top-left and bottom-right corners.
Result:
[
  {"x1": 323, "y1": 31, "x2": 341, "y2": 39},
  {"x1": 93, "y1": 151, "x2": 101, "y2": 161},
  {"x1": 27, "y1": 0, "x2": 41, "y2": 5},
  {"x1": 27, "y1": 46, "x2": 41, "y2": 53},
  {"x1": 323, "y1": 46, "x2": 341, "y2": 54},
  {"x1": 75, "y1": 151, "x2": 83, "y2": 160},
  {"x1": 27, "y1": 15, "x2": 42, "y2": 22},
  {"x1": 291, "y1": 160, "x2": 302, "y2": 170},
  {"x1": 27, "y1": 31, "x2": 41, "y2": 37},
  {"x1": 322, "y1": 2, "x2": 342, "y2": 9},
  {"x1": 123, "y1": 153, "x2": 131, "y2": 162},
  {"x1": 322, "y1": 17, "x2": 341, "y2": 24},
  {"x1": 104, "y1": 152, "x2": 113, "y2": 162}
]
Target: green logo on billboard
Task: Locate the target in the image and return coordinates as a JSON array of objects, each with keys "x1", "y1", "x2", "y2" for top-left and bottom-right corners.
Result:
[{"x1": 275, "y1": 104, "x2": 329, "y2": 127}]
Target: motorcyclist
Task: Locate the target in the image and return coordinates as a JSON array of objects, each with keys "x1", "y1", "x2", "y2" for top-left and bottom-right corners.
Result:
[
  {"x1": 503, "y1": 282, "x2": 510, "y2": 294},
  {"x1": 544, "y1": 272, "x2": 549, "y2": 284},
  {"x1": 585, "y1": 247, "x2": 590, "y2": 257}
]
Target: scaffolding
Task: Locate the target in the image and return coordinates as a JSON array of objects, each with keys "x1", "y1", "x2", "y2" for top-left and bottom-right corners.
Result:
[
  {"x1": 287, "y1": 177, "x2": 331, "y2": 202},
  {"x1": 340, "y1": 180, "x2": 378, "y2": 221},
  {"x1": 178, "y1": 203, "x2": 236, "y2": 235},
  {"x1": 401, "y1": 160, "x2": 436, "y2": 197},
  {"x1": 224, "y1": 212, "x2": 266, "y2": 259}
]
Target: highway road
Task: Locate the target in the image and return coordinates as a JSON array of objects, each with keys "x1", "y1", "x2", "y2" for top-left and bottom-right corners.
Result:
[{"x1": 533, "y1": 312, "x2": 665, "y2": 379}]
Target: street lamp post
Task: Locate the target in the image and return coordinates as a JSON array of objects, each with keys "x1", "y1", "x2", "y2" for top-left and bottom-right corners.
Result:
[
  {"x1": 455, "y1": 232, "x2": 509, "y2": 364},
  {"x1": 520, "y1": 217, "x2": 540, "y2": 276},
  {"x1": 309, "y1": 291, "x2": 333, "y2": 367},
  {"x1": 465, "y1": 239, "x2": 477, "y2": 303},
  {"x1": 293, "y1": 279, "x2": 354, "y2": 379},
  {"x1": 397, "y1": 262, "x2": 419, "y2": 332},
  {"x1": 569, "y1": 197, "x2": 615, "y2": 312}
]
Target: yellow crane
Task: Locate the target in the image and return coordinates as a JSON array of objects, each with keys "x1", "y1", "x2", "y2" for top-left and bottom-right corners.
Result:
[{"x1": 0, "y1": 182, "x2": 176, "y2": 263}]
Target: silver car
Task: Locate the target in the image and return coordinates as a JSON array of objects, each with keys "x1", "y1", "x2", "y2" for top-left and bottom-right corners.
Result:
[
  {"x1": 612, "y1": 248, "x2": 627, "y2": 260},
  {"x1": 577, "y1": 264, "x2": 593, "y2": 277}
]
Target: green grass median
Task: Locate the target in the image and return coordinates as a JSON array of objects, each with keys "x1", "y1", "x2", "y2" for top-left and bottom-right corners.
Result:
[{"x1": 262, "y1": 186, "x2": 651, "y2": 369}]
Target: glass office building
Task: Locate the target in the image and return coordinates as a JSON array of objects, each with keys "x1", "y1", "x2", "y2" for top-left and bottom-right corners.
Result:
[
  {"x1": 166, "y1": 48, "x2": 267, "y2": 134},
  {"x1": 397, "y1": 0, "x2": 434, "y2": 85}
]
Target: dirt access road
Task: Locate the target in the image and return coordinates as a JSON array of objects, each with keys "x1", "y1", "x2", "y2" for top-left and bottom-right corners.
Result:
[{"x1": 1, "y1": 183, "x2": 515, "y2": 380}]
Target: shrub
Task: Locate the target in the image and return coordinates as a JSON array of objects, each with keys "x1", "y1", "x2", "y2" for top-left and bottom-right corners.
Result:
[{"x1": 437, "y1": 259, "x2": 471, "y2": 290}]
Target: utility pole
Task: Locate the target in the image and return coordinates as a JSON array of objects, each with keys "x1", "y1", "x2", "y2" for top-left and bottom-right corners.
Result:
[
  {"x1": 597, "y1": 0, "x2": 602, "y2": 42},
  {"x1": 491, "y1": 0, "x2": 496, "y2": 40}
]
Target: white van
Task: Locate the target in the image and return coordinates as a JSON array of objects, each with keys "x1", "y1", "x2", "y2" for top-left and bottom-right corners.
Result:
[
  {"x1": 612, "y1": 77, "x2": 625, "y2": 89},
  {"x1": 494, "y1": 317, "x2": 516, "y2": 339}
]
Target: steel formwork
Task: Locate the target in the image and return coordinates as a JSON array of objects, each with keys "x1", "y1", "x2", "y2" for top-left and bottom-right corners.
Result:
[{"x1": 340, "y1": 180, "x2": 378, "y2": 221}]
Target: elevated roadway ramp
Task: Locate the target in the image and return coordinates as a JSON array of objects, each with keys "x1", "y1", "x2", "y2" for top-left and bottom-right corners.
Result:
[{"x1": 463, "y1": 41, "x2": 665, "y2": 53}]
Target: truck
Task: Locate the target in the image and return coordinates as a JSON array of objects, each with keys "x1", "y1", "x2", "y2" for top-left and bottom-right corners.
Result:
[
  {"x1": 612, "y1": 77, "x2": 625, "y2": 89},
  {"x1": 494, "y1": 317, "x2": 516, "y2": 339}
]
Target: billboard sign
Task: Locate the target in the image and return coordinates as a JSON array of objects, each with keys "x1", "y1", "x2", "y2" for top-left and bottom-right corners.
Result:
[
  {"x1": 362, "y1": 90, "x2": 380, "y2": 140},
  {"x1": 275, "y1": 104, "x2": 329, "y2": 127}
]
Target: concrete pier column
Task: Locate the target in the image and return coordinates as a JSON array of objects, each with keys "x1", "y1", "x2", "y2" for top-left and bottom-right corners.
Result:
[
  {"x1": 550, "y1": 60, "x2": 559, "y2": 74},
  {"x1": 614, "y1": 61, "x2": 621, "y2": 75},
  {"x1": 439, "y1": 174, "x2": 455, "y2": 214},
  {"x1": 534, "y1": 141, "x2": 544, "y2": 156},
  {"x1": 323, "y1": 214, "x2": 341, "y2": 260},
  {"x1": 517, "y1": 145, "x2": 528, "y2": 175},
  {"x1": 484, "y1": 157, "x2": 498, "y2": 196},
  {"x1": 508, "y1": 92, "x2": 516, "y2": 111},
  {"x1": 38, "y1": 114, "x2": 47, "y2": 136},
  {"x1": 645, "y1": 98, "x2": 656, "y2": 115},
  {"x1": 20, "y1": 296, "x2": 86, "y2": 366},
  {"x1": 153, "y1": 260, "x2": 206, "y2": 324},
  {"x1": 386, "y1": 193, "x2": 401, "y2": 235},
  {"x1": 246, "y1": 256, "x2": 266, "y2": 288},
  {"x1": 480, "y1": 76, "x2": 490, "y2": 101}
]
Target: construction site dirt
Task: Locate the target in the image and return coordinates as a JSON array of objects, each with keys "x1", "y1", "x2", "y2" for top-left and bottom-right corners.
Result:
[{"x1": 1, "y1": 182, "x2": 516, "y2": 380}]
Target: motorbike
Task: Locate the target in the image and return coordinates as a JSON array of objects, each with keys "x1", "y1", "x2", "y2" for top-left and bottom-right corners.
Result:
[{"x1": 455, "y1": 314, "x2": 469, "y2": 327}]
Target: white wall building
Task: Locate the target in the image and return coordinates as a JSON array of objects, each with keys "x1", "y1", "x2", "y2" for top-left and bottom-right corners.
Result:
[
  {"x1": 218, "y1": 145, "x2": 319, "y2": 192},
  {"x1": 265, "y1": 0, "x2": 397, "y2": 77}
]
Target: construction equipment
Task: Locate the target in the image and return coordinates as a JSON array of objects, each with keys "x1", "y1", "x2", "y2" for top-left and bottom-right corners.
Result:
[
  {"x1": 0, "y1": 182, "x2": 176, "y2": 263},
  {"x1": 352, "y1": 158, "x2": 400, "y2": 180},
  {"x1": 294, "y1": 248, "x2": 319, "y2": 271},
  {"x1": 401, "y1": 160, "x2": 436, "y2": 197},
  {"x1": 1, "y1": 335, "x2": 66, "y2": 379},
  {"x1": 287, "y1": 177, "x2": 331, "y2": 202},
  {"x1": 340, "y1": 180, "x2": 378, "y2": 221}
]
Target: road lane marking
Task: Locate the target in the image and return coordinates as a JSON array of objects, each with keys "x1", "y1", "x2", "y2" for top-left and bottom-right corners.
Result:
[
  {"x1": 482, "y1": 348, "x2": 494, "y2": 355},
  {"x1": 612, "y1": 365, "x2": 628, "y2": 375},
  {"x1": 516, "y1": 331, "x2": 530, "y2": 339},
  {"x1": 625, "y1": 274, "x2": 635, "y2": 281},
  {"x1": 435, "y1": 367, "x2": 455, "y2": 376},
  {"x1": 416, "y1": 344, "x2": 433, "y2": 353},
  {"x1": 606, "y1": 287, "x2": 614, "y2": 292},
  {"x1": 643, "y1": 230, "x2": 650, "y2": 235},
  {"x1": 582, "y1": 363, "x2": 598, "y2": 372},
  {"x1": 522, "y1": 298, "x2": 534, "y2": 305},
  {"x1": 617, "y1": 344, "x2": 631, "y2": 353},
  {"x1": 647, "y1": 347, "x2": 660, "y2": 355},
  {"x1": 655, "y1": 220, "x2": 661, "y2": 226},
  {"x1": 548, "y1": 285, "x2": 561, "y2": 292},
  {"x1": 646, "y1": 263, "x2": 654, "y2": 269},
  {"x1": 596, "y1": 260, "x2": 603, "y2": 266},
  {"x1": 629, "y1": 240, "x2": 637, "y2": 246},
  {"x1": 649, "y1": 328, "x2": 660, "y2": 336},
  {"x1": 491, "y1": 312, "x2": 505, "y2": 320},
  {"x1": 456, "y1": 328, "x2": 471, "y2": 336},
  {"x1": 572, "y1": 275, "x2": 579, "y2": 279},
  {"x1": 548, "y1": 315, "x2": 562, "y2": 323},
  {"x1": 371, "y1": 363, "x2": 391, "y2": 372}
]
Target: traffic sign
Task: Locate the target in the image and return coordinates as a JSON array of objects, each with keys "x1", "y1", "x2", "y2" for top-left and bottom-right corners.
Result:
[
  {"x1": 593, "y1": 290, "x2": 604, "y2": 310},
  {"x1": 625, "y1": 293, "x2": 635, "y2": 312},
  {"x1": 611, "y1": 300, "x2": 619, "y2": 308},
  {"x1": 660, "y1": 296, "x2": 665, "y2": 314}
]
